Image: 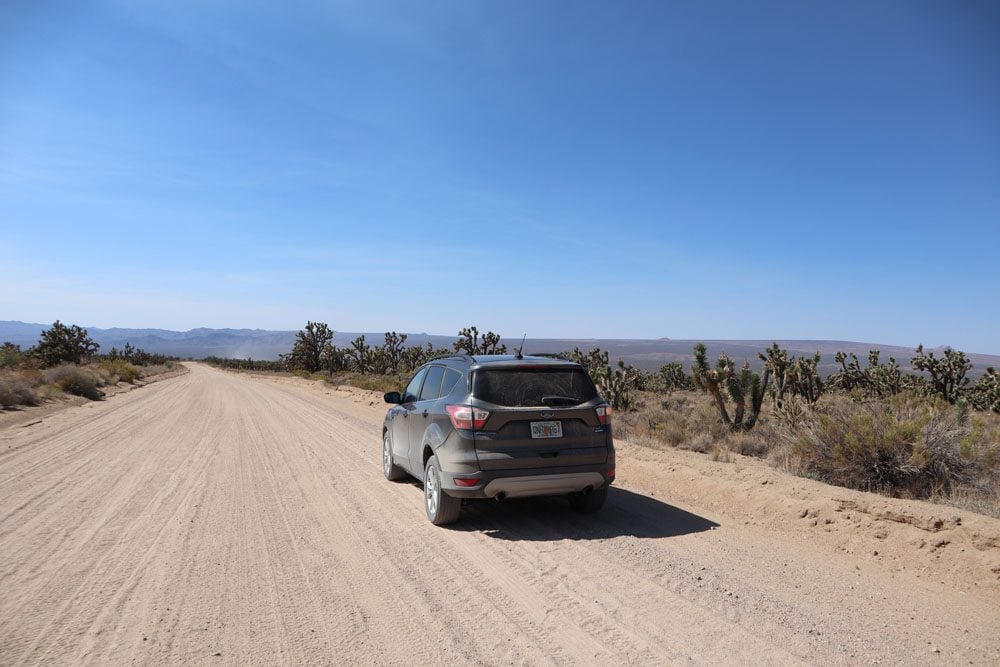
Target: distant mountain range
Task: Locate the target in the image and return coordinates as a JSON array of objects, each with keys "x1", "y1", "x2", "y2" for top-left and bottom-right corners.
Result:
[{"x1": 2, "y1": 321, "x2": 998, "y2": 377}]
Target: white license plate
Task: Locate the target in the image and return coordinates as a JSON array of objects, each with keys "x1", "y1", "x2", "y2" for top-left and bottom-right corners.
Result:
[{"x1": 530, "y1": 421, "x2": 563, "y2": 439}]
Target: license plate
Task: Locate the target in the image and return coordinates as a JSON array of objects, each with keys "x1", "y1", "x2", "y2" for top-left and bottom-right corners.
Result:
[{"x1": 530, "y1": 420, "x2": 562, "y2": 439}]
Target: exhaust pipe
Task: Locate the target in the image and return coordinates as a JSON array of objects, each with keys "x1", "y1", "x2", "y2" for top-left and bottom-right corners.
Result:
[
  {"x1": 582, "y1": 485, "x2": 593, "y2": 495},
  {"x1": 495, "y1": 491, "x2": 507, "y2": 502}
]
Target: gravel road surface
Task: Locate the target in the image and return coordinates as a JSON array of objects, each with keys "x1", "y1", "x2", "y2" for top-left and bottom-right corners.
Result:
[{"x1": 1, "y1": 363, "x2": 998, "y2": 665}]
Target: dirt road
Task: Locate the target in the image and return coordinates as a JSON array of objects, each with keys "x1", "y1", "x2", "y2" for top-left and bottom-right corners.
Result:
[{"x1": 2, "y1": 363, "x2": 998, "y2": 665}]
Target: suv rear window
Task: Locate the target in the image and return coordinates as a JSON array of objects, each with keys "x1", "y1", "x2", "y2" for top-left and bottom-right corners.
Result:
[{"x1": 472, "y1": 368, "x2": 598, "y2": 407}]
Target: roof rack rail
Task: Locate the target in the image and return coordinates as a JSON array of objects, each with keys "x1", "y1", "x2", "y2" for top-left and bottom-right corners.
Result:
[{"x1": 437, "y1": 354, "x2": 474, "y2": 362}]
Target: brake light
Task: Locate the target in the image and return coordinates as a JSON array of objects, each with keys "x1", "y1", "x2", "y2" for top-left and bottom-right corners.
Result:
[
  {"x1": 595, "y1": 404, "x2": 612, "y2": 426},
  {"x1": 446, "y1": 405, "x2": 490, "y2": 430}
]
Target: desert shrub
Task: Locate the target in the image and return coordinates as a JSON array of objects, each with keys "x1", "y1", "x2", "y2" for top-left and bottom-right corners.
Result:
[
  {"x1": 1, "y1": 342, "x2": 25, "y2": 369},
  {"x1": 100, "y1": 359, "x2": 140, "y2": 384},
  {"x1": 140, "y1": 363, "x2": 174, "y2": 377},
  {"x1": 932, "y1": 485, "x2": 1000, "y2": 520},
  {"x1": 42, "y1": 365, "x2": 104, "y2": 400},
  {"x1": 774, "y1": 394, "x2": 972, "y2": 498},
  {"x1": 202, "y1": 356, "x2": 287, "y2": 372},
  {"x1": 0, "y1": 381, "x2": 13, "y2": 408},
  {"x1": 0, "y1": 377, "x2": 40, "y2": 408},
  {"x1": 655, "y1": 420, "x2": 689, "y2": 447},
  {"x1": 725, "y1": 432, "x2": 770, "y2": 458},
  {"x1": 685, "y1": 433, "x2": 715, "y2": 453},
  {"x1": 616, "y1": 390, "x2": 729, "y2": 452},
  {"x1": 102, "y1": 343, "x2": 172, "y2": 366},
  {"x1": 329, "y1": 372, "x2": 406, "y2": 394}
]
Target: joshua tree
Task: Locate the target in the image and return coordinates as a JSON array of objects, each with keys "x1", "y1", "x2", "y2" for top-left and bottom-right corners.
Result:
[
  {"x1": 970, "y1": 368, "x2": 1000, "y2": 413},
  {"x1": 829, "y1": 350, "x2": 901, "y2": 399},
  {"x1": 567, "y1": 347, "x2": 639, "y2": 410},
  {"x1": 31, "y1": 321, "x2": 100, "y2": 367},
  {"x1": 454, "y1": 326, "x2": 507, "y2": 355},
  {"x1": 693, "y1": 343, "x2": 769, "y2": 431},
  {"x1": 787, "y1": 353, "x2": 825, "y2": 405},
  {"x1": 382, "y1": 331, "x2": 408, "y2": 373},
  {"x1": 288, "y1": 321, "x2": 334, "y2": 373},
  {"x1": 348, "y1": 335, "x2": 371, "y2": 375},
  {"x1": 657, "y1": 362, "x2": 692, "y2": 392},
  {"x1": 911, "y1": 345, "x2": 972, "y2": 404},
  {"x1": 759, "y1": 343, "x2": 790, "y2": 407},
  {"x1": 321, "y1": 344, "x2": 347, "y2": 374}
]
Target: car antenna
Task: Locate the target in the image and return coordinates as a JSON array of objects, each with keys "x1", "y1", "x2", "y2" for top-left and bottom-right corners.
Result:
[{"x1": 515, "y1": 333, "x2": 526, "y2": 359}]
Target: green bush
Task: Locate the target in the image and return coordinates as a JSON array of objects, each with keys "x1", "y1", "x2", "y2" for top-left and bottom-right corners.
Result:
[
  {"x1": 100, "y1": 359, "x2": 140, "y2": 384},
  {"x1": 1, "y1": 342, "x2": 25, "y2": 369},
  {"x1": 43, "y1": 365, "x2": 104, "y2": 401}
]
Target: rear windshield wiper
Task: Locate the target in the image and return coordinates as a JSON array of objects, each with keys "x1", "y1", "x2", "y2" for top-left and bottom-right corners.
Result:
[{"x1": 540, "y1": 395, "x2": 580, "y2": 407}]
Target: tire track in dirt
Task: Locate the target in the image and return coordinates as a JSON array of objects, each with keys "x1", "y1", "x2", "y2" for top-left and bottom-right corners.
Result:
[
  {"x1": 253, "y1": 378, "x2": 799, "y2": 663},
  {"x1": 243, "y1": 377, "x2": 577, "y2": 663}
]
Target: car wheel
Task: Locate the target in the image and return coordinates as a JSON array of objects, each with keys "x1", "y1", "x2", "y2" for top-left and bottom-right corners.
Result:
[
  {"x1": 424, "y1": 455, "x2": 461, "y2": 525},
  {"x1": 383, "y1": 431, "x2": 407, "y2": 481},
  {"x1": 569, "y1": 486, "x2": 608, "y2": 513}
]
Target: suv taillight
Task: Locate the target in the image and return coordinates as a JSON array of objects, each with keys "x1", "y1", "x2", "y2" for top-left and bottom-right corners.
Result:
[
  {"x1": 446, "y1": 405, "x2": 490, "y2": 430},
  {"x1": 595, "y1": 404, "x2": 612, "y2": 426}
]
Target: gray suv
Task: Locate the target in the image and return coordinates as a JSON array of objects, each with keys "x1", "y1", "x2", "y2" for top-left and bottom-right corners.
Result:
[{"x1": 382, "y1": 354, "x2": 615, "y2": 525}]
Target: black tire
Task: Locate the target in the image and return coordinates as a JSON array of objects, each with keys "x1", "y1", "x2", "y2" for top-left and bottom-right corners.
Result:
[
  {"x1": 424, "y1": 455, "x2": 462, "y2": 525},
  {"x1": 383, "y1": 431, "x2": 407, "y2": 481},
  {"x1": 569, "y1": 486, "x2": 608, "y2": 513}
]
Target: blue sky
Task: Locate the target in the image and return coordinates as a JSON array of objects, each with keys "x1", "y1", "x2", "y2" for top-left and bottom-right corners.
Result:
[{"x1": 2, "y1": 1, "x2": 999, "y2": 352}]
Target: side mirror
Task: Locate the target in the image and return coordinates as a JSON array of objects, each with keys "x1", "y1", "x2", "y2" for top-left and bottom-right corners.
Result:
[{"x1": 384, "y1": 391, "x2": 402, "y2": 404}]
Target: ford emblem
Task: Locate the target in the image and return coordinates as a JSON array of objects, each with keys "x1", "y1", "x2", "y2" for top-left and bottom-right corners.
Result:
[{"x1": 540, "y1": 412, "x2": 553, "y2": 418}]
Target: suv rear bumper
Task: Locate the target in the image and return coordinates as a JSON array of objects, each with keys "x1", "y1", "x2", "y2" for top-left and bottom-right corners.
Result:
[
  {"x1": 483, "y1": 472, "x2": 606, "y2": 499},
  {"x1": 439, "y1": 463, "x2": 614, "y2": 499}
]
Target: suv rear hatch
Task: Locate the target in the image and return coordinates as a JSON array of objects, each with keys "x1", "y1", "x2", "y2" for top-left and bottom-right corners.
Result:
[{"x1": 470, "y1": 366, "x2": 610, "y2": 471}]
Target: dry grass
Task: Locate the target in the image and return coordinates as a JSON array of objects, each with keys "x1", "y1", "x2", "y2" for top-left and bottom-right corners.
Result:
[
  {"x1": 618, "y1": 389, "x2": 1000, "y2": 518},
  {"x1": 327, "y1": 372, "x2": 406, "y2": 394},
  {"x1": 141, "y1": 362, "x2": 178, "y2": 377},
  {"x1": 766, "y1": 393, "x2": 978, "y2": 498},
  {"x1": 0, "y1": 359, "x2": 177, "y2": 410},
  {"x1": 616, "y1": 391, "x2": 731, "y2": 453},
  {"x1": 42, "y1": 365, "x2": 105, "y2": 400},
  {"x1": 0, "y1": 374, "x2": 40, "y2": 408},
  {"x1": 99, "y1": 359, "x2": 140, "y2": 384}
]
